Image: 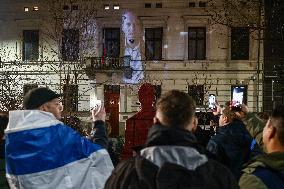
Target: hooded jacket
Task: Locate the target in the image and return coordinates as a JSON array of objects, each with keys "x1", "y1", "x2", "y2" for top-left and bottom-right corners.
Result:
[
  {"x1": 104, "y1": 124, "x2": 239, "y2": 189},
  {"x1": 239, "y1": 152, "x2": 284, "y2": 189},
  {"x1": 5, "y1": 110, "x2": 114, "y2": 189}
]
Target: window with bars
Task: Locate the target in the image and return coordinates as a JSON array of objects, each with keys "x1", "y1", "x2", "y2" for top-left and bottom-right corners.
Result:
[
  {"x1": 62, "y1": 29, "x2": 79, "y2": 61},
  {"x1": 231, "y1": 27, "x2": 249, "y2": 60},
  {"x1": 145, "y1": 27, "x2": 163, "y2": 60},
  {"x1": 188, "y1": 85, "x2": 204, "y2": 106},
  {"x1": 63, "y1": 84, "x2": 78, "y2": 112},
  {"x1": 103, "y1": 28, "x2": 120, "y2": 58},
  {"x1": 188, "y1": 27, "x2": 206, "y2": 60},
  {"x1": 23, "y1": 30, "x2": 39, "y2": 61}
]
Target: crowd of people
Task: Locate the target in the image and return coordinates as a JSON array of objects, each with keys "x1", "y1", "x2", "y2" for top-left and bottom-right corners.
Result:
[{"x1": 0, "y1": 87, "x2": 284, "y2": 188}]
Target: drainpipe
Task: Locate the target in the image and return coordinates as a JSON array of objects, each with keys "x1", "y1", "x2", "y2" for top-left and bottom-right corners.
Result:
[{"x1": 256, "y1": 0, "x2": 263, "y2": 112}]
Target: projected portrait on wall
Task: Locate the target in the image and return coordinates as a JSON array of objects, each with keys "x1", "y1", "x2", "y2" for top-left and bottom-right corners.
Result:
[{"x1": 122, "y1": 11, "x2": 144, "y2": 84}]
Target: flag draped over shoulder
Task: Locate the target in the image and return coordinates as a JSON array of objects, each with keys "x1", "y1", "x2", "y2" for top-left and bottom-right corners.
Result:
[{"x1": 5, "y1": 110, "x2": 113, "y2": 189}]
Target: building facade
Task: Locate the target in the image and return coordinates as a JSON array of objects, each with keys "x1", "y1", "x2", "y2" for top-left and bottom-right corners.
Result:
[{"x1": 0, "y1": 0, "x2": 264, "y2": 136}]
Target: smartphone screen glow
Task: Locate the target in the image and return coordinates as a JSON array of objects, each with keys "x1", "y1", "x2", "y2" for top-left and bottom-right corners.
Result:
[
  {"x1": 232, "y1": 87, "x2": 244, "y2": 106},
  {"x1": 208, "y1": 94, "x2": 216, "y2": 109},
  {"x1": 90, "y1": 93, "x2": 102, "y2": 111}
]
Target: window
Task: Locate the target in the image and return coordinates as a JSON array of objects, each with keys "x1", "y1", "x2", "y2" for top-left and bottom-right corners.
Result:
[
  {"x1": 33, "y1": 6, "x2": 39, "y2": 11},
  {"x1": 145, "y1": 28, "x2": 163, "y2": 60},
  {"x1": 113, "y1": 5, "x2": 120, "y2": 10},
  {"x1": 23, "y1": 30, "x2": 39, "y2": 61},
  {"x1": 145, "y1": 3, "x2": 151, "y2": 8},
  {"x1": 63, "y1": 84, "x2": 78, "y2": 112},
  {"x1": 104, "y1": 85, "x2": 120, "y2": 94},
  {"x1": 62, "y1": 29, "x2": 79, "y2": 61},
  {"x1": 188, "y1": 27, "x2": 206, "y2": 60},
  {"x1": 103, "y1": 28, "x2": 120, "y2": 58},
  {"x1": 71, "y1": 5, "x2": 78, "y2": 11},
  {"x1": 156, "y1": 3, "x2": 162, "y2": 8},
  {"x1": 199, "y1": 2, "x2": 206, "y2": 7},
  {"x1": 63, "y1": 5, "x2": 70, "y2": 10},
  {"x1": 231, "y1": 27, "x2": 249, "y2": 60},
  {"x1": 188, "y1": 85, "x2": 204, "y2": 106},
  {"x1": 104, "y1": 4, "x2": 110, "y2": 10},
  {"x1": 189, "y1": 2, "x2": 196, "y2": 7}
]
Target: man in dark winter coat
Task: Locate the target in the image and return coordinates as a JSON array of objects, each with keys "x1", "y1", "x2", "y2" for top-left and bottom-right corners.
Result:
[
  {"x1": 207, "y1": 108, "x2": 253, "y2": 179},
  {"x1": 104, "y1": 90, "x2": 239, "y2": 189}
]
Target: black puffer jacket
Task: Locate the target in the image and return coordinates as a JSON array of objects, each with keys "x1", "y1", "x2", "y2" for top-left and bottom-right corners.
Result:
[
  {"x1": 104, "y1": 124, "x2": 239, "y2": 189},
  {"x1": 207, "y1": 120, "x2": 253, "y2": 179}
]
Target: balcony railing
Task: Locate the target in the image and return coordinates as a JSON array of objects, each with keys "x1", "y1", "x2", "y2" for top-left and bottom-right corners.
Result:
[
  {"x1": 85, "y1": 56, "x2": 131, "y2": 70},
  {"x1": 84, "y1": 56, "x2": 131, "y2": 80}
]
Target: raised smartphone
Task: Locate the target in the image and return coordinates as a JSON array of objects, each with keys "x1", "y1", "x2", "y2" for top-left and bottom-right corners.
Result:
[
  {"x1": 208, "y1": 94, "x2": 216, "y2": 109},
  {"x1": 90, "y1": 93, "x2": 102, "y2": 111},
  {"x1": 231, "y1": 85, "x2": 247, "y2": 111}
]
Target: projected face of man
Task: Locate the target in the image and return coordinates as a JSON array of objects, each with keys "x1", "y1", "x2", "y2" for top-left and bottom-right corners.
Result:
[{"x1": 122, "y1": 12, "x2": 140, "y2": 49}]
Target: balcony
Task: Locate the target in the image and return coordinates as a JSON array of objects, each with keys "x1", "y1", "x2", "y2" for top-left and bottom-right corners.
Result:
[{"x1": 84, "y1": 56, "x2": 131, "y2": 79}]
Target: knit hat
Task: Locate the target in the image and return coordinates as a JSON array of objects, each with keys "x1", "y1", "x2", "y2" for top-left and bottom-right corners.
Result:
[{"x1": 23, "y1": 87, "x2": 61, "y2": 110}]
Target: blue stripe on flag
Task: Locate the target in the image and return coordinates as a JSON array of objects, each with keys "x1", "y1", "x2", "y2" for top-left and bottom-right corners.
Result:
[{"x1": 5, "y1": 124, "x2": 102, "y2": 175}]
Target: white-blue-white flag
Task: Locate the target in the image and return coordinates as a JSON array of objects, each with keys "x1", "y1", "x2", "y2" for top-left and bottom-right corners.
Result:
[{"x1": 5, "y1": 110, "x2": 113, "y2": 189}]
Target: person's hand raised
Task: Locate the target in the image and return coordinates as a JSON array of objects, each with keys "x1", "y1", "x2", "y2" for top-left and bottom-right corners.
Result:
[
  {"x1": 241, "y1": 104, "x2": 249, "y2": 114},
  {"x1": 213, "y1": 100, "x2": 222, "y2": 116},
  {"x1": 92, "y1": 105, "x2": 106, "y2": 122},
  {"x1": 234, "y1": 104, "x2": 248, "y2": 119}
]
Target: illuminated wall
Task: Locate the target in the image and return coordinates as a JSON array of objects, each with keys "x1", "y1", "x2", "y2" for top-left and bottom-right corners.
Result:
[{"x1": 0, "y1": 0, "x2": 264, "y2": 116}]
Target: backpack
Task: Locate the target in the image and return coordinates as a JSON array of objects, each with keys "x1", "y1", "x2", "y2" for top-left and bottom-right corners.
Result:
[
  {"x1": 253, "y1": 167, "x2": 284, "y2": 189},
  {"x1": 104, "y1": 156, "x2": 158, "y2": 189},
  {"x1": 105, "y1": 155, "x2": 239, "y2": 189}
]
